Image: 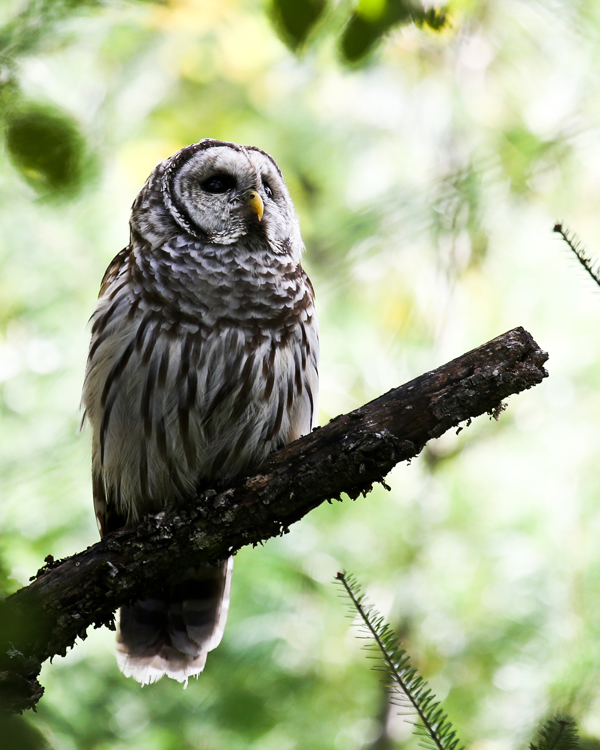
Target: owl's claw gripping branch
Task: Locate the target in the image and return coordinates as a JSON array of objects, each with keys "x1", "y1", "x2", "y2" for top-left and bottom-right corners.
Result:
[{"x1": 0, "y1": 326, "x2": 547, "y2": 713}]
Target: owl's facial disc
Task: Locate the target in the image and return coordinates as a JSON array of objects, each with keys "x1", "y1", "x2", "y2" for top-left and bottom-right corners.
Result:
[
  {"x1": 199, "y1": 172, "x2": 237, "y2": 194},
  {"x1": 167, "y1": 146, "x2": 274, "y2": 244},
  {"x1": 245, "y1": 147, "x2": 303, "y2": 252},
  {"x1": 161, "y1": 143, "x2": 300, "y2": 257},
  {"x1": 199, "y1": 172, "x2": 263, "y2": 220}
]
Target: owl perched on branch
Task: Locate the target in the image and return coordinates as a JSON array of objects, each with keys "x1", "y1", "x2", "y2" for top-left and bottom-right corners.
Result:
[{"x1": 82, "y1": 139, "x2": 319, "y2": 685}]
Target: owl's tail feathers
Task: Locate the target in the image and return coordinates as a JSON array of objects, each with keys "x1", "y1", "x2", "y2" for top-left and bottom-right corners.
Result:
[{"x1": 116, "y1": 557, "x2": 233, "y2": 686}]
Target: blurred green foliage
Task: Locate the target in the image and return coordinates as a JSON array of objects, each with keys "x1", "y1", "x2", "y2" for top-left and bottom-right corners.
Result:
[
  {"x1": 0, "y1": 0, "x2": 106, "y2": 64},
  {"x1": 340, "y1": 0, "x2": 447, "y2": 63},
  {"x1": 1, "y1": 713, "x2": 51, "y2": 750},
  {"x1": 2, "y1": 0, "x2": 600, "y2": 748},
  {"x1": 3, "y1": 99, "x2": 90, "y2": 198},
  {"x1": 342, "y1": 574, "x2": 582, "y2": 750},
  {"x1": 270, "y1": 0, "x2": 327, "y2": 49}
]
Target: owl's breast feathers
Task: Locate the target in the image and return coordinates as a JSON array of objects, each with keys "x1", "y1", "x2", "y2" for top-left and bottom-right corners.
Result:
[{"x1": 84, "y1": 236, "x2": 318, "y2": 536}]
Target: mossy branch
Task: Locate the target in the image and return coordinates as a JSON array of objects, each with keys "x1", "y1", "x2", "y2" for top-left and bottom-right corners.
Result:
[{"x1": 0, "y1": 326, "x2": 548, "y2": 713}]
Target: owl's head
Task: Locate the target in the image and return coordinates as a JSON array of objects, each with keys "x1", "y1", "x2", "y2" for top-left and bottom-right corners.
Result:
[{"x1": 132, "y1": 140, "x2": 302, "y2": 260}]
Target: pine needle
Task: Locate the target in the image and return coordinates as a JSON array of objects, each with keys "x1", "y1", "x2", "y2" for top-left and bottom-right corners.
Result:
[
  {"x1": 530, "y1": 716, "x2": 579, "y2": 750},
  {"x1": 553, "y1": 223, "x2": 600, "y2": 288},
  {"x1": 336, "y1": 572, "x2": 464, "y2": 750}
]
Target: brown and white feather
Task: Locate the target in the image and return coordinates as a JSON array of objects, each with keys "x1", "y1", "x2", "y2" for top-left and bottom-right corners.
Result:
[{"x1": 82, "y1": 140, "x2": 318, "y2": 684}]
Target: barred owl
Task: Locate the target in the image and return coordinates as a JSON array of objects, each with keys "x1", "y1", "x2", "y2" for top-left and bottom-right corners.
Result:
[{"x1": 82, "y1": 139, "x2": 319, "y2": 685}]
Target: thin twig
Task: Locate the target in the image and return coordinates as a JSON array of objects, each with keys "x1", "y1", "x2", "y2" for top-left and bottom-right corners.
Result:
[{"x1": 553, "y1": 223, "x2": 600, "y2": 287}]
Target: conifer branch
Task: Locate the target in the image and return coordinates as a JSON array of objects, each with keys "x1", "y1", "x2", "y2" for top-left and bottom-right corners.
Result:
[
  {"x1": 336, "y1": 572, "x2": 463, "y2": 750},
  {"x1": 553, "y1": 223, "x2": 600, "y2": 288},
  {"x1": 530, "y1": 716, "x2": 579, "y2": 750}
]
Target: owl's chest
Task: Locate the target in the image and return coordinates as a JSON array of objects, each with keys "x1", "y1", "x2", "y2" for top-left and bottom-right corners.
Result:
[
  {"x1": 89, "y1": 302, "x2": 311, "y2": 459},
  {"x1": 132, "y1": 241, "x2": 304, "y2": 327}
]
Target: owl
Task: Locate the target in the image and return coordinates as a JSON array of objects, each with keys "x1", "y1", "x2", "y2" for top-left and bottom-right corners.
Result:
[{"x1": 82, "y1": 139, "x2": 319, "y2": 685}]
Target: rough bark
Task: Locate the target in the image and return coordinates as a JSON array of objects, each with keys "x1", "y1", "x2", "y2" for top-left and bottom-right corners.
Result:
[{"x1": 0, "y1": 326, "x2": 548, "y2": 713}]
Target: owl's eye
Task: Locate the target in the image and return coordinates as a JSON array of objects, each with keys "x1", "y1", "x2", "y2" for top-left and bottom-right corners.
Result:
[
  {"x1": 201, "y1": 174, "x2": 237, "y2": 194},
  {"x1": 262, "y1": 178, "x2": 273, "y2": 199}
]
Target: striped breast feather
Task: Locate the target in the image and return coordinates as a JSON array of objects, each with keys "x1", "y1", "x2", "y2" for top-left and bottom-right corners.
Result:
[{"x1": 84, "y1": 297, "x2": 319, "y2": 528}]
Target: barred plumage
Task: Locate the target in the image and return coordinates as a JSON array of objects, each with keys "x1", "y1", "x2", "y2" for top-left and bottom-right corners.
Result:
[{"x1": 82, "y1": 140, "x2": 319, "y2": 685}]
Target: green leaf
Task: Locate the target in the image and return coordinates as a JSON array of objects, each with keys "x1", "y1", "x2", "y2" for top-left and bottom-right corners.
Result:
[
  {"x1": 340, "y1": 13, "x2": 393, "y2": 63},
  {"x1": 270, "y1": 0, "x2": 327, "y2": 50},
  {"x1": 415, "y1": 7, "x2": 448, "y2": 31},
  {"x1": 3, "y1": 100, "x2": 89, "y2": 199},
  {"x1": 340, "y1": 0, "x2": 448, "y2": 63},
  {"x1": 497, "y1": 124, "x2": 566, "y2": 194},
  {"x1": 357, "y1": 0, "x2": 388, "y2": 22}
]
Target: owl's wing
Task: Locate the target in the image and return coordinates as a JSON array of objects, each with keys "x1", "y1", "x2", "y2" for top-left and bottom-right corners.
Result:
[
  {"x1": 93, "y1": 471, "x2": 128, "y2": 537},
  {"x1": 86, "y1": 246, "x2": 136, "y2": 537},
  {"x1": 98, "y1": 246, "x2": 131, "y2": 298}
]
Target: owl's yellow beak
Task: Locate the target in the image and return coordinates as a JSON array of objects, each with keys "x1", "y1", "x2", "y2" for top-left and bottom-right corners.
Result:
[{"x1": 247, "y1": 190, "x2": 264, "y2": 221}]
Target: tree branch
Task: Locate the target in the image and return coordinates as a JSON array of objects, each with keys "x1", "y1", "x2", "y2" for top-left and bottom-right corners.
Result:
[{"x1": 0, "y1": 326, "x2": 548, "y2": 713}]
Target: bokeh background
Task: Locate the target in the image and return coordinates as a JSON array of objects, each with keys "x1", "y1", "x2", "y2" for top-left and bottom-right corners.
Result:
[{"x1": 2, "y1": 0, "x2": 600, "y2": 748}]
